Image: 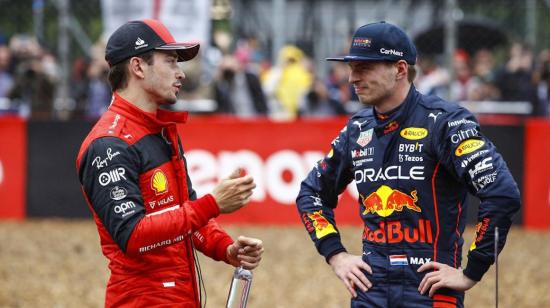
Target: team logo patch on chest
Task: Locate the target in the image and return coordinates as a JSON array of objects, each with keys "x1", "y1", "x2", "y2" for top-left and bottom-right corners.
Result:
[
  {"x1": 151, "y1": 169, "x2": 169, "y2": 195},
  {"x1": 360, "y1": 185, "x2": 421, "y2": 217}
]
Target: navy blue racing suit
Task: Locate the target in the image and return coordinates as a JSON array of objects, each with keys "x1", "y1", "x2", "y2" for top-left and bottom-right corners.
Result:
[{"x1": 296, "y1": 86, "x2": 520, "y2": 307}]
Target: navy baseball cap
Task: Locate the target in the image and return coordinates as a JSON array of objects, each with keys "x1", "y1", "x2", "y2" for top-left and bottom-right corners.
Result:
[
  {"x1": 327, "y1": 21, "x2": 417, "y2": 65},
  {"x1": 105, "y1": 19, "x2": 200, "y2": 66}
]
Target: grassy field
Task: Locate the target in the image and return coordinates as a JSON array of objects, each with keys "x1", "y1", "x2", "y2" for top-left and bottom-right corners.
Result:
[{"x1": 0, "y1": 220, "x2": 548, "y2": 307}]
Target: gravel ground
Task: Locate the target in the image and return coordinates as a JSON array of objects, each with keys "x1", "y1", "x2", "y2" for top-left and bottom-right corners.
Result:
[{"x1": 0, "y1": 220, "x2": 548, "y2": 307}]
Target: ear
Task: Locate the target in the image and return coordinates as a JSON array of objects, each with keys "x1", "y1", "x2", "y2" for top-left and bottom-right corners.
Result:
[
  {"x1": 395, "y1": 60, "x2": 408, "y2": 81},
  {"x1": 128, "y1": 57, "x2": 146, "y2": 79}
]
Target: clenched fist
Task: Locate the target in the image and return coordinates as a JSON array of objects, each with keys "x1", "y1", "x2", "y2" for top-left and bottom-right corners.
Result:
[{"x1": 226, "y1": 236, "x2": 264, "y2": 270}]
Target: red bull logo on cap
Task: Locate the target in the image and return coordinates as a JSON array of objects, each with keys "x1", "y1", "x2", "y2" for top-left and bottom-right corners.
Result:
[
  {"x1": 360, "y1": 185, "x2": 421, "y2": 217},
  {"x1": 307, "y1": 210, "x2": 337, "y2": 239}
]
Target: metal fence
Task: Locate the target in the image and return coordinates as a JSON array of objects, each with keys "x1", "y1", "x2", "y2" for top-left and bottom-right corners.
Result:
[{"x1": 0, "y1": 0, "x2": 548, "y2": 119}]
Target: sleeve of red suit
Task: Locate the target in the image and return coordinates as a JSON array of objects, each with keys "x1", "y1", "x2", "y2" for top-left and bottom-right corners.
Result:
[
  {"x1": 77, "y1": 136, "x2": 233, "y2": 260},
  {"x1": 184, "y1": 156, "x2": 234, "y2": 262}
]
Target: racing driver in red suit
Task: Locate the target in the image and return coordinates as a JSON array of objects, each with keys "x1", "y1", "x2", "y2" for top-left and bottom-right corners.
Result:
[{"x1": 76, "y1": 19, "x2": 263, "y2": 307}]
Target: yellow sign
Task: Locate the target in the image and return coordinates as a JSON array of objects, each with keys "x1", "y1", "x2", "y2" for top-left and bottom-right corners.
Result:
[
  {"x1": 455, "y1": 140, "x2": 485, "y2": 156},
  {"x1": 151, "y1": 169, "x2": 168, "y2": 195},
  {"x1": 307, "y1": 210, "x2": 337, "y2": 239},
  {"x1": 400, "y1": 128, "x2": 428, "y2": 140}
]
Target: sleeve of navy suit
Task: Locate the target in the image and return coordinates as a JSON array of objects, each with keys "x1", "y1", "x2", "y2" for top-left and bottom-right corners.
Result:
[
  {"x1": 296, "y1": 124, "x2": 355, "y2": 262},
  {"x1": 435, "y1": 108, "x2": 521, "y2": 281}
]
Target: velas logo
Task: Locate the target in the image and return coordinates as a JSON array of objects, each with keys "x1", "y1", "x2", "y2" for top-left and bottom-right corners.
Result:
[
  {"x1": 352, "y1": 37, "x2": 371, "y2": 48},
  {"x1": 360, "y1": 185, "x2": 421, "y2": 217},
  {"x1": 307, "y1": 210, "x2": 337, "y2": 239},
  {"x1": 151, "y1": 169, "x2": 169, "y2": 195},
  {"x1": 400, "y1": 127, "x2": 428, "y2": 140},
  {"x1": 455, "y1": 139, "x2": 485, "y2": 157}
]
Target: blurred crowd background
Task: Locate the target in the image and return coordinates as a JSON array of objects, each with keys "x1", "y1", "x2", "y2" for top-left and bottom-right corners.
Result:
[{"x1": 0, "y1": 0, "x2": 549, "y2": 121}]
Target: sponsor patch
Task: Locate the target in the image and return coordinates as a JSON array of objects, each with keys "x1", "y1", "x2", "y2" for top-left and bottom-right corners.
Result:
[
  {"x1": 468, "y1": 157, "x2": 493, "y2": 178},
  {"x1": 360, "y1": 185, "x2": 420, "y2": 217},
  {"x1": 363, "y1": 220, "x2": 433, "y2": 244},
  {"x1": 400, "y1": 128, "x2": 428, "y2": 140},
  {"x1": 135, "y1": 37, "x2": 149, "y2": 50},
  {"x1": 98, "y1": 167, "x2": 127, "y2": 186},
  {"x1": 448, "y1": 118, "x2": 476, "y2": 127},
  {"x1": 383, "y1": 121, "x2": 399, "y2": 134},
  {"x1": 389, "y1": 255, "x2": 408, "y2": 266},
  {"x1": 355, "y1": 166, "x2": 425, "y2": 183},
  {"x1": 472, "y1": 171, "x2": 498, "y2": 191},
  {"x1": 109, "y1": 186, "x2": 127, "y2": 201},
  {"x1": 470, "y1": 218, "x2": 490, "y2": 251},
  {"x1": 451, "y1": 127, "x2": 479, "y2": 144},
  {"x1": 151, "y1": 169, "x2": 168, "y2": 195},
  {"x1": 114, "y1": 201, "x2": 136, "y2": 217},
  {"x1": 460, "y1": 150, "x2": 490, "y2": 168},
  {"x1": 307, "y1": 210, "x2": 337, "y2": 239},
  {"x1": 310, "y1": 195, "x2": 323, "y2": 207},
  {"x1": 352, "y1": 37, "x2": 371, "y2": 48},
  {"x1": 351, "y1": 147, "x2": 374, "y2": 158},
  {"x1": 428, "y1": 112, "x2": 442, "y2": 123},
  {"x1": 455, "y1": 139, "x2": 485, "y2": 156},
  {"x1": 92, "y1": 147, "x2": 121, "y2": 170},
  {"x1": 356, "y1": 129, "x2": 374, "y2": 147},
  {"x1": 398, "y1": 142, "x2": 424, "y2": 153},
  {"x1": 380, "y1": 48, "x2": 403, "y2": 57},
  {"x1": 352, "y1": 120, "x2": 368, "y2": 130}
]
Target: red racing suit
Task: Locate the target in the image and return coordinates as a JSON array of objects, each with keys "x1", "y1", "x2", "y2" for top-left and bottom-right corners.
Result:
[{"x1": 76, "y1": 93, "x2": 233, "y2": 307}]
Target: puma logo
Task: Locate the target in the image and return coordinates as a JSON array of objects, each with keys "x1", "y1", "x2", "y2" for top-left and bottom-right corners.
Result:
[
  {"x1": 429, "y1": 112, "x2": 442, "y2": 123},
  {"x1": 352, "y1": 120, "x2": 368, "y2": 130}
]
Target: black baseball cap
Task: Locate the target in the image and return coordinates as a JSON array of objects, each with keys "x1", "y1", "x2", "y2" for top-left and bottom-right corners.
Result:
[
  {"x1": 105, "y1": 19, "x2": 200, "y2": 66},
  {"x1": 327, "y1": 21, "x2": 417, "y2": 65}
]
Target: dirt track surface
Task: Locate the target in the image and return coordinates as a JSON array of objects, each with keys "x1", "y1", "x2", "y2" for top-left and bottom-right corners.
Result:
[{"x1": 0, "y1": 220, "x2": 548, "y2": 307}]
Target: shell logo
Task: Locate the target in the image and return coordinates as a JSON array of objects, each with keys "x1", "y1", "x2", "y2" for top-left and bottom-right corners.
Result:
[
  {"x1": 400, "y1": 127, "x2": 428, "y2": 140},
  {"x1": 151, "y1": 169, "x2": 168, "y2": 195},
  {"x1": 455, "y1": 139, "x2": 485, "y2": 157}
]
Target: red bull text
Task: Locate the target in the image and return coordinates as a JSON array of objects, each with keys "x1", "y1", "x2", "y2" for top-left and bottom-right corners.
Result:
[{"x1": 362, "y1": 219, "x2": 434, "y2": 244}]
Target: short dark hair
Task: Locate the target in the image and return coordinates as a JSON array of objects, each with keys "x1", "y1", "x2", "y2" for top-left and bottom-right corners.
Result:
[{"x1": 108, "y1": 50, "x2": 155, "y2": 91}]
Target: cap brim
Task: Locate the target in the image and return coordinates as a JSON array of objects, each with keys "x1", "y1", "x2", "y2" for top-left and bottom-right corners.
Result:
[
  {"x1": 156, "y1": 43, "x2": 200, "y2": 61},
  {"x1": 326, "y1": 55, "x2": 386, "y2": 62}
]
